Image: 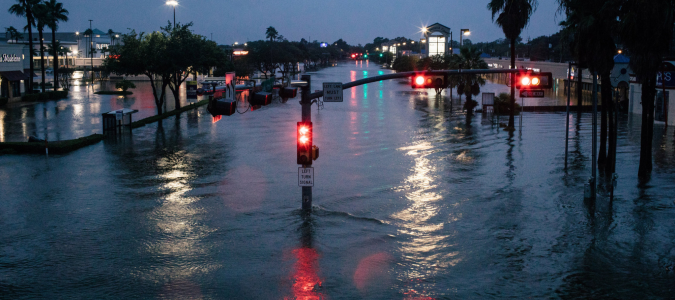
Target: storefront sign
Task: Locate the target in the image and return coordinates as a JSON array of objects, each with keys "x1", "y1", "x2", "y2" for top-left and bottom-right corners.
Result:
[
  {"x1": 1, "y1": 54, "x2": 20, "y2": 63},
  {"x1": 656, "y1": 71, "x2": 675, "y2": 88}
]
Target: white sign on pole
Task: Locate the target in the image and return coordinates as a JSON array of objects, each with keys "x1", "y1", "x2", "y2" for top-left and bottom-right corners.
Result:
[
  {"x1": 298, "y1": 167, "x2": 314, "y2": 187},
  {"x1": 323, "y1": 82, "x2": 343, "y2": 102},
  {"x1": 115, "y1": 110, "x2": 123, "y2": 121}
]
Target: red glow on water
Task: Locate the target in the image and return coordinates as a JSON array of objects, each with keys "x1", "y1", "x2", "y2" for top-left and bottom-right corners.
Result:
[
  {"x1": 353, "y1": 252, "x2": 392, "y2": 292},
  {"x1": 286, "y1": 247, "x2": 324, "y2": 300}
]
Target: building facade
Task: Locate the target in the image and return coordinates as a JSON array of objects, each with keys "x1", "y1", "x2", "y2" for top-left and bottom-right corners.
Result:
[
  {"x1": 422, "y1": 23, "x2": 450, "y2": 57},
  {"x1": 0, "y1": 44, "x2": 31, "y2": 101}
]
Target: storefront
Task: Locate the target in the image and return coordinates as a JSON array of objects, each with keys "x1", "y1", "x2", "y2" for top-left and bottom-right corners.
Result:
[
  {"x1": 628, "y1": 59, "x2": 675, "y2": 126},
  {"x1": 0, "y1": 44, "x2": 29, "y2": 102}
]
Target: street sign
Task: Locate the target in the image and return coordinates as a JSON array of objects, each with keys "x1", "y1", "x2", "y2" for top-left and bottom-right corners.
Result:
[
  {"x1": 323, "y1": 82, "x2": 343, "y2": 102},
  {"x1": 519, "y1": 90, "x2": 545, "y2": 98},
  {"x1": 299, "y1": 167, "x2": 314, "y2": 187}
]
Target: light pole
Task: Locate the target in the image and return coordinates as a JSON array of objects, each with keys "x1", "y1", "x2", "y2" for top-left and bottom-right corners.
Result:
[
  {"x1": 167, "y1": 1, "x2": 178, "y2": 28},
  {"x1": 460, "y1": 29, "x2": 470, "y2": 47},
  {"x1": 89, "y1": 20, "x2": 93, "y2": 85}
]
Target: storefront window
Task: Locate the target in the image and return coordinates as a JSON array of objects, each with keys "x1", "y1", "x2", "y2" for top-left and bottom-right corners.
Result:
[{"x1": 428, "y1": 36, "x2": 446, "y2": 56}]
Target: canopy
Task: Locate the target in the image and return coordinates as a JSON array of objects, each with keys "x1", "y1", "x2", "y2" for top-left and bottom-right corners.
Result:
[{"x1": 0, "y1": 71, "x2": 29, "y2": 81}]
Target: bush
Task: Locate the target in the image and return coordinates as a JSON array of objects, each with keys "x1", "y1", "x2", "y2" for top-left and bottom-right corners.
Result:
[
  {"x1": 494, "y1": 93, "x2": 521, "y2": 115},
  {"x1": 0, "y1": 97, "x2": 8, "y2": 106},
  {"x1": 38, "y1": 93, "x2": 49, "y2": 101},
  {"x1": 115, "y1": 80, "x2": 136, "y2": 92},
  {"x1": 20, "y1": 91, "x2": 68, "y2": 102},
  {"x1": 22, "y1": 93, "x2": 39, "y2": 102}
]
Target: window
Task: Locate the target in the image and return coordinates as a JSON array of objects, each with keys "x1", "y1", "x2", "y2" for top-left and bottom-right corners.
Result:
[{"x1": 428, "y1": 36, "x2": 446, "y2": 56}]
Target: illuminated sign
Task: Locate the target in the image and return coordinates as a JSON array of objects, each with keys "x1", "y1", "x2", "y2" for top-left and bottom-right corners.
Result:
[
  {"x1": 233, "y1": 51, "x2": 248, "y2": 56},
  {"x1": 1, "y1": 54, "x2": 20, "y2": 63},
  {"x1": 320, "y1": 42, "x2": 328, "y2": 48}
]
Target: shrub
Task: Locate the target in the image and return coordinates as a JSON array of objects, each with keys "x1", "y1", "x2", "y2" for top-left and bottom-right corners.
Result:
[
  {"x1": 494, "y1": 93, "x2": 521, "y2": 115},
  {"x1": 38, "y1": 93, "x2": 49, "y2": 101},
  {"x1": 115, "y1": 80, "x2": 136, "y2": 92},
  {"x1": 0, "y1": 97, "x2": 8, "y2": 106},
  {"x1": 22, "y1": 93, "x2": 39, "y2": 102}
]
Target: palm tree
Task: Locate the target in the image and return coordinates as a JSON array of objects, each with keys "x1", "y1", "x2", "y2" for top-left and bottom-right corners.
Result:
[
  {"x1": 32, "y1": 2, "x2": 48, "y2": 92},
  {"x1": 5, "y1": 26, "x2": 23, "y2": 43},
  {"x1": 265, "y1": 26, "x2": 278, "y2": 42},
  {"x1": 83, "y1": 28, "x2": 93, "y2": 82},
  {"x1": 44, "y1": 0, "x2": 68, "y2": 90},
  {"x1": 457, "y1": 46, "x2": 489, "y2": 113},
  {"x1": 559, "y1": 0, "x2": 619, "y2": 174},
  {"x1": 8, "y1": 0, "x2": 40, "y2": 93},
  {"x1": 488, "y1": 0, "x2": 538, "y2": 131},
  {"x1": 620, "y1": 0, "x2": 675, "y2": 179},
  {"x1": 107, "y1": 29, "x2": 115, "y2": 46}
]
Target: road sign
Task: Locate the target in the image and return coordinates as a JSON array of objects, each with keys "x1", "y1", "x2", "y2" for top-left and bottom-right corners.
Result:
[
  {"x1": 299, "y1": 167, "x2": 314, "y2": 187},
  {"x1": 519, "y1": 90, "x2": 545, "y2": 98},
  {"x1": 323, "y1": 82, "x2": 343, "y2": 102}
]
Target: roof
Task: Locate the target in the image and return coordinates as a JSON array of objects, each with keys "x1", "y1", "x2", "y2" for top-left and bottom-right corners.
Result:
[
  {"x1": 428, "y1": 23, "x2": 450, "y2": 30},
  {"x1": 0, "y1": 71, "x2": 29, "y2": 81},
  {"x1": 614, "y1": 54, "x2": 630, "y2": 63}
]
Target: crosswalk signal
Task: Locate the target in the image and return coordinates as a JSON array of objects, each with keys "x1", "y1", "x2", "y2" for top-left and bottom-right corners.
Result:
[
  {"x1": 411, "y1": 74, "x2": 447, "y2": 89},
  {"x1": 515, "y1": 72, "x2": 553, "y2": 89},
  {"x1": 297, "y1": 122, "x2": 313, "y2": 165}
]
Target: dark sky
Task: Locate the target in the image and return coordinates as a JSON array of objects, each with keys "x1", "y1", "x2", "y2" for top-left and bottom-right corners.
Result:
[{"x1": 2, "y1": 0, "x2": 563, "y2": 45}]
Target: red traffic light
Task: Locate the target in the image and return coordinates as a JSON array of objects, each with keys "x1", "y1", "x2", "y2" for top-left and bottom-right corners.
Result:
[
  {"x1": 411, "y1": 74, "x2": 447, "y2": 89},
  {"x1": 515, "y1": 72, "x2": 553, "y2": 89},
  {"x1": 297, "y1": 122, "x2": 313, "y2": 165},
  {"x1": 351, "y1": 54, "x2": 356, "y2": 58}
]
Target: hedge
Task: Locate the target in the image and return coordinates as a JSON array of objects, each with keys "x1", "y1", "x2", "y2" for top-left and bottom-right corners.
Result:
[
  {"x1": 0, "y1": 134, "x2": 104, "y2": 155},
  {"x1": 22, "y1": 91, "x2": 69, "y2": 102},
  {"x1": 0, "y1": 97, "x2": 7, "y2": 106}
]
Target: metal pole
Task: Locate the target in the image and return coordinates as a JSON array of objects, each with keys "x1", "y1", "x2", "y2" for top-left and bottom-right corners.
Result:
[
  {"x1": 591, "y1": 71, "x2": 598, "y2": 199},
  {"x1": 565, "y1": 62, "x2": 571, "y2": 170},
  {"x1": 89, "y1": 20, "x2": 93, "y2": 86},
  {"x1": 300, "y1": 74, "x2": 312, "y2": 211},
  {"x1": 173, "y1": 7, "x2": 176, "y2": 29}
]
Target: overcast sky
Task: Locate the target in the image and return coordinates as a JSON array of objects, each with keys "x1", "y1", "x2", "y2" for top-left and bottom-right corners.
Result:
[{"x1": 1, "y1": 0, "x2": 564, "y2": 45}]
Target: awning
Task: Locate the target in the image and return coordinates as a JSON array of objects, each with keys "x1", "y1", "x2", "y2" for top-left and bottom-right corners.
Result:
[{"x1": 0, "y1": 71, "x2": 29, "y2": 81}]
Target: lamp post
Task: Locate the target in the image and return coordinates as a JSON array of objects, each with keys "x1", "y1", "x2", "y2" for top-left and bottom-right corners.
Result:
[
  {"x1": 460, "y1": 29, "x2": 470, "y2": 47},
  {"x1": 167, "y1": 1, "x2": 178, "y2": 28},
  {"x1": 89, "y1": 20, "x2": 93, "y2": 85}
]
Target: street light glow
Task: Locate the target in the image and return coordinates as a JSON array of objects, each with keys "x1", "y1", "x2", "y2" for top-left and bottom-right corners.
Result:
[
  {"x1": 463, "y1": 30, "x2": 471, "y2": 36},
  {"x1": 166, "y1": 0, "x2": 178, "y2": 6}
]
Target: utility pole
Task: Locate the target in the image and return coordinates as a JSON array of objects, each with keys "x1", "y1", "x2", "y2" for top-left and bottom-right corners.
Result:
[
  {"x1": 565, "y1": 62, "x2": 572, "y2": 170},
  {"x1": 89, "y1": 20, "x2": 93, "y2": 85},
  {"x1": 591, "y1": 72, "x2": 598, "y2": 200}
]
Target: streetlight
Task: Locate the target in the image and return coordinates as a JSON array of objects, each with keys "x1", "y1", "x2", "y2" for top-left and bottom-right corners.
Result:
[
  {"x1": 166, "y1": 0, "x2": 178, "y2": 28},
  {"x1": 460, "y1": 29, "x2": 470, "y2": 47}
]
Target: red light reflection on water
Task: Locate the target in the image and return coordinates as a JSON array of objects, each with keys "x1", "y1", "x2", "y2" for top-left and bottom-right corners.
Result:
[{"x1": 285, "y1": 247, "x2": 324, "y2": 300}]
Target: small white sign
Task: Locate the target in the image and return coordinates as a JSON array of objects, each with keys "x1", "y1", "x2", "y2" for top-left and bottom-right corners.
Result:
[
  {"x1": 323, "y1": 82, "x2": 343, "y2": 102},
  {"x1": 298, "y1": 167, "x2": 314, "y2": 187},
  {"x1": 115, "y1": 110, "x2": 123, "y2": 121}
]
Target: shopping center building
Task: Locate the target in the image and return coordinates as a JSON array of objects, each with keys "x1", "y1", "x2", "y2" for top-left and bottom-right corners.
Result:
[{"x1": 0, "y1": 43, "x2": 31, "y2": 102}]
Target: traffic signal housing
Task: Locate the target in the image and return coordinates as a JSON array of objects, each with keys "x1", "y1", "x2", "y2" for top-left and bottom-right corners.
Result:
[
  {"x1": 515, "y1": 72, "x2": 553, "y2": 89},
  {"x1": 411, "y1": 73, "x2": 448, "y2": 89},
  {"x1": 297, "y1": 122, "x2": 313, "y2": 165}
]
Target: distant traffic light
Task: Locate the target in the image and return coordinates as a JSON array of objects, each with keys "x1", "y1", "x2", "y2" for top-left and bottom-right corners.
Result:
[
  {"x1": 297, "y1": 122, "x2": 313, "y2": 165},
  {"x1": 515, "y1": 72, "x2": 553, "y2": 89},
  {"x1": 364, "y1": 54, "x2": 368, "y2": 58},
  {"x1": 379, "y1": 53, "x2": 383, "y2": 57},
  {"x1": 351, "y1": 54, "x2": 356, "y2": 58},
  {"x1": 411, "y1": 74, "x2": 448, "y2": 89}
]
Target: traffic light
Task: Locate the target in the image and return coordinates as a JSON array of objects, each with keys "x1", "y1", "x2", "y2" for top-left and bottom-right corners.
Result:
[
  {"x1": 364, "y1": 54, "x2": 368, "y2": 58},
  {"x1": 351, "y1": 54, "x2": 356, "y2": 58},
  {"x1": 297, "y1": 122, "x2": 313, "y2": 165},
  {"x1": 411, "y1": 73, "x2": 448, "y2": 89},
  {"x1": 515, "y1": 72, "x2": 553, "y2": 89},
  {"x1": 379, "y1": 53, "x2": 383, "y2": 57}
]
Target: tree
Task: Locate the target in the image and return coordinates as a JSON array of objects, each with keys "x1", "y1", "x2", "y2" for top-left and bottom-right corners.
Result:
[
  {"x1": 620, "y1": 0, "x2": 675, "y2": 179},
  {"x1": 4, "y1": 26, "x2": 23, "y2": 43},
  {"x1": 163, "y1": 22, "x2": 224, "y2": 109},
  {"x1": 104, "y1": 30, "x2": 170, "y2": 114},
  {"x1": 44, "y1": 0, "x2": 68, "y2": 90},
  {"x1": 107, "y1": 29, "x2": 116, "y2": 46},
  {"x1": 32, "y1": 2, "x2": 48, "y2": 92},
  {"x1": 456, "y1": 46, "x2": 489, "y2": 113},
  {"x1": 488, "y1": 0, "x2": 538, "y2": 131},
  {"x1": 8, "y1": 0, "x2": 40, "y2": 92},
  {"x1": 265, "y1": 26, "x2": 278, "y2": 42}
]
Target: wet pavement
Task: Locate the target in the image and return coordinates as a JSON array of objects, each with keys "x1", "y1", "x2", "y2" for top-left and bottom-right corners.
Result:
[{"x1": 1, "y1": 61, "x2": 674, "y2": 299}]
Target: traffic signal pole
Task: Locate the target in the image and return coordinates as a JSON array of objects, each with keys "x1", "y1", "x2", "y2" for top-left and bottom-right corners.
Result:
[{"x1": 300, "y1": 75, "x2": 313, "y2": 211}]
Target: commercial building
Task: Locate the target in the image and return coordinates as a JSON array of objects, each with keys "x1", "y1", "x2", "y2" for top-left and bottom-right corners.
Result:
[{"x1": 0, "y1": 43, "x2": 31, "y2": 101}]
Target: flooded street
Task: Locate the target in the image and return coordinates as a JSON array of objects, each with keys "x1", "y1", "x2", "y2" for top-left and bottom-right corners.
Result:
[{"x1": 1, "y1": 61, "x2": 674, "y2": 299}]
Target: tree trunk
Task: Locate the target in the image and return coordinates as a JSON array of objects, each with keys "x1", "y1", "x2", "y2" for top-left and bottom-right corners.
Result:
[
  {"x1": 39, "y1": 28, "x2": 45, "y2": 93},
  {"x1": 52, "y1": 27, "x2": 59, "y2": 90},
  {"x1": 601, "y1": 72, "x2": 613, "y2": 174},
  {"x1": 599, "y1": 72, "x2": 609, "y2": 170},
  {"x1": 508, "y1": 37, "x2": 516, "y2": 130},
  {"x1": 638, "y1": 75, "x2": 656, "y2": 179},
  {"x1": 147, "y1": 74, "x2": 165, "y2": 115},
  {"x1": 27, "y1": 11, "x2": 35, "y2": 94},
  {"x1": 577, "y1": 67, "x2": 583, "y2": 118}
]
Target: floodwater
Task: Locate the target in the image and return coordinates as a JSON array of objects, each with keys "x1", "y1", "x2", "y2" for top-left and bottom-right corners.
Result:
[{"x1": 1, "y1": 61, "x2": 674, "y2": 299}]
